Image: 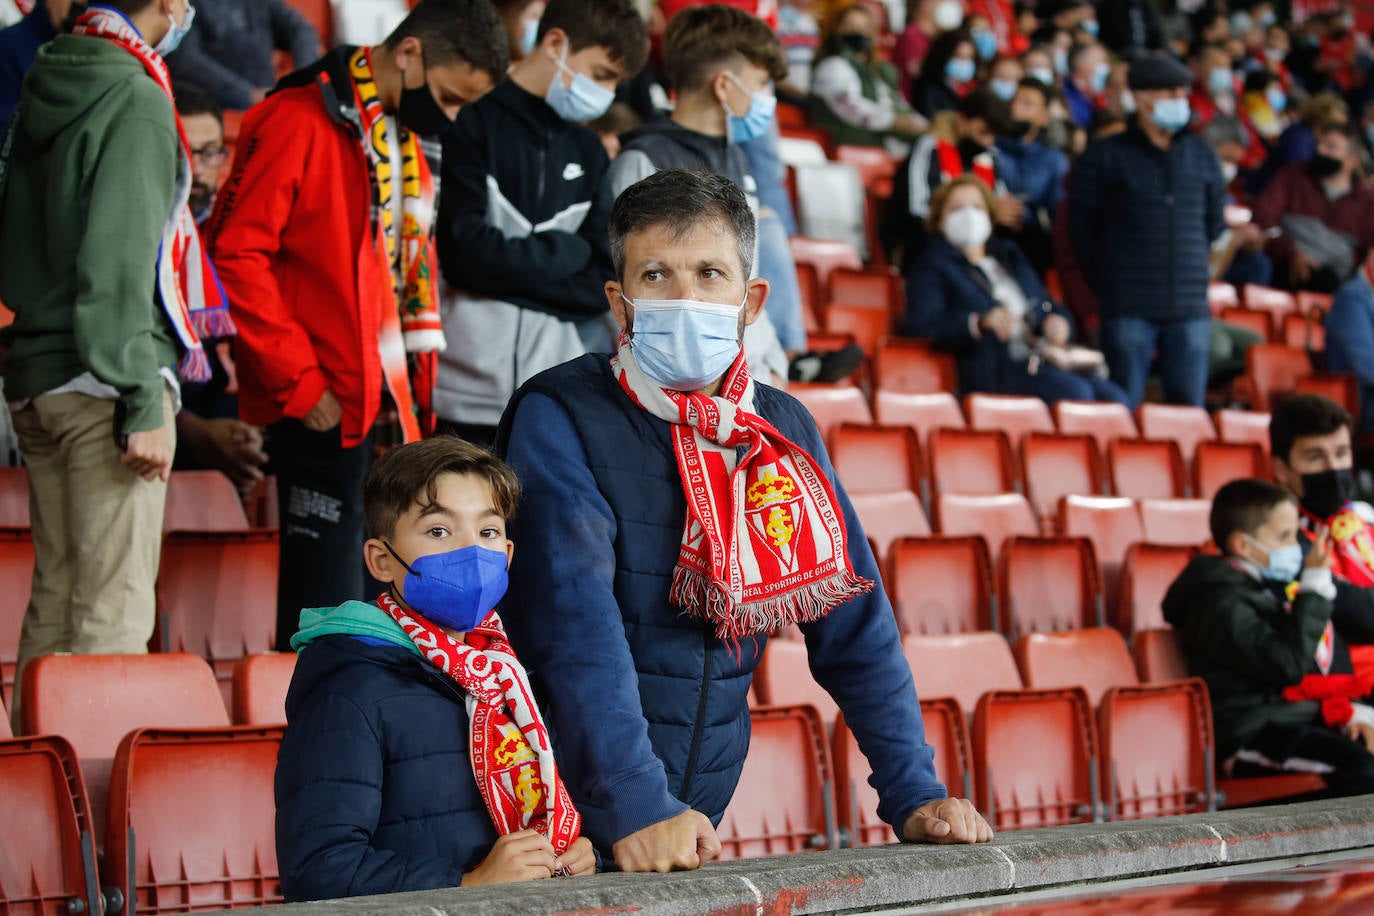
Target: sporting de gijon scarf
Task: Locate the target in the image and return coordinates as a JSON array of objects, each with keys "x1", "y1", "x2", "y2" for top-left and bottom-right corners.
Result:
[
  {"x1": 611, "y1": 333, "x2": 872, "y2": 639},
  {"x1": 376, "y1": 593, "x2": 582, "y2": 861}
]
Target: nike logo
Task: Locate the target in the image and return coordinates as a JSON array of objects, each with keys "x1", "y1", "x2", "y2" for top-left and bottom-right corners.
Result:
[{"x1": 563, "y1": 163, "x2": 585, "y2": 181}]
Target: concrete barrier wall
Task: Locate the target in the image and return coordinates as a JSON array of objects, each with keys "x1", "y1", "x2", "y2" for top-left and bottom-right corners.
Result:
[{"x1": 223, "y1": 797, "x2": 1374, "y2": 915}]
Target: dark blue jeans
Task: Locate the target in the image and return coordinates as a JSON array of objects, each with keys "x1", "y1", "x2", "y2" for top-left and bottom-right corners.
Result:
[{"x1": 1100, "y1": 315, "x2": 1212, "y2": 408}]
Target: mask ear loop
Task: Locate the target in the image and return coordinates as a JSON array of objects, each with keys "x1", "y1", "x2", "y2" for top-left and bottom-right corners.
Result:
[
  {"x1": 383, "y1": 540, "x2": 419, "y2": 606},
  {"x1": 1242, "y1": 534, "x2": 1272, "y2": 569}
]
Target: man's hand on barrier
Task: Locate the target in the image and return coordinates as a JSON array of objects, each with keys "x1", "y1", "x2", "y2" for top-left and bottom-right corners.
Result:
[
  {"x1": 612, "y1": 809, "x2": 722, "y2": 872},
  {"x1": 903, "y1": 797, "x2": 994, "y2": 844}
]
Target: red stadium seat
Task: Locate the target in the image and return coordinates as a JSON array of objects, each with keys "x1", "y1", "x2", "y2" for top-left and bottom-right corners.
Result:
[
  {"x1": 1098, "y1": 680, "x2": 1214, "y2": 820},
  {"x1": 850, "y1": 491, "x2": 931, "y2": 564},
  {"x1": 902, "y1": 632, "x2": 1022, "y2": 714},
  {"x1": 936, "y1": 493, "x2": 1037, "y2": 561},
  {"x1": 0, "y1": 734, "x2": 102, "y2": 915},
  {"x1": 1, "y1": 695, "x2": 8, "y2": 739},
  {"x1": 823, "y1": 302, "x2": 892, "y2": 356},
  {"x1": 1053, "y1": 400, "x2": 1138, "y2": 451},
  {"x1": 1118, "y1": 544, "x2": 1196, "y2": 635},
  {"x1": 873, "y1": 391, "x2": 965, "y2": 447},
  {"x1": 1135, "y1": 404, "x2": 1217, "y2": 467},
  {"x1": 834, "y1": 145, "x2": 899, "y2": 196},
  {"x1": 1296, "y1": 291, "x2": 1333, "y2": 315},
  {"x1": 243, "y1": 476, "x2": 280, "y2": 529},
  {"x1": 1219, "y1": 306, "x2": 1275, "y2": 342},
  {"x1": 964, "y1": 394, "x2": 1055, "y2": 446},
  {"x1": 1139, "y1": 499, "x2": 1212, "y2": 547},
  {"x1": 973, "y1": 687, "x2": 1100, "y2": 829},
  {"x1": 1207, "y1": 282, "x2": 1239, "y2": 314},
  {"x1": 1242, "y1": 284, "x2": 1299, "y2": 325},
  {"x1": 1283, "y1": 311, "x2": 1326, "y2": 352},
  {"x1": 998, "y1": 537, "x2": 1102, "y2": 637},
  {"x1": 789, "y1": 236, "x2": 863, "y2": 292},
  {"x1": 1245, "y1": 344, "x2": 1313, "y2": 411},
  {"x1": 829, "y1": 423, "x2": 922, "y2": 496},
  {"x1": 1194, "y1": 441, "x2": 1268, "y2": 499},
  {"x1": 1296, "y1": 373, "x2": 1361, "y2": 420},
  {"x1": 753, "y1": 639, "x2": 837, "y2": 726},
  {"x1": 1216, "y1": 408, "x2": 1271, "y2": 455},
  {"x1": 1057, "y1": 495, "x2": 1145, "y2": 616},
  {"x1": 1021, "y1": 433, "x2": 1104, "y2": 525},
  {"x1": 928, "y1": 428, "x2": 1017, "y2": 497},
  {"x1": 717, "y1": 705, "x2": 836, "y2": 859},
  {"x1": 827, "y1": 265, "x2": 900, "y2": 313},
  {"x1": 232, "y1": 653, "x2": 297, "y2": 726},
  {"x1": 1013, "y1": 627, "x2": 1139, "y2": 706},
  {"x1": 0, "y1": 465, "x2": 30, "y2": 527},
  {"x1": 106, "y1": 726, "x2": 284, "y2": 912},
  {"x1": 1132, "y1": 627, "x2": 1188, "y2": 683},
  {"x1": 789, "y1": 384, "x2": 872, "y2": 439},
  {"x1": 796, "y1": 261, "x2": 821, "y2": 332},
  {"x1": 873, "y1": 339, "x2": 958, "y2": 394},
  {"x1": 0, "y1": 528, "x2": 33, "y2": 706},
  {"x1": 164, "y1": 470, "x2": 250, "y2": 532},
  {"x1": 1108, "y1": 438, "x2": 1187, "y2": 501},
  {"x1": 887, "y1": 536, "x2": 993, "y2": 634}
]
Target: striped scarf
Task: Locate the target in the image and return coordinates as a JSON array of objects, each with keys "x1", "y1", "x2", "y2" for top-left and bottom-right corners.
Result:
[
  {"x1": 72, "y1": 6, "x2": 234, "y2": 382},
  {"x1": 376, "y1": 593, "x2": 582, "y2": 860},
  {"x1": 611, "y1": 334, "x2": 872, "y2": 639}
]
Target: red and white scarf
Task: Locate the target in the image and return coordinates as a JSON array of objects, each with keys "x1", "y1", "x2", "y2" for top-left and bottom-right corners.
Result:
[
  {"x1": 376, "y1": 593, "x2": 582, "y2": 858},
  {"x1": 72, "y1": 6, "x2": 233, "y2": 383},
  {"x1": 611, "y1": 335, "x2": 872, "y2": 639}
]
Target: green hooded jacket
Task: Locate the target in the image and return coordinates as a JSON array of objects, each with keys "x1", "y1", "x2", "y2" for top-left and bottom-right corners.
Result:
[
  {"x1": 291, "y1": 601, "x2": 422, "y2": 656},
  {"x1": 0, "y1": 34, "x2": 179, "y2": 434}
]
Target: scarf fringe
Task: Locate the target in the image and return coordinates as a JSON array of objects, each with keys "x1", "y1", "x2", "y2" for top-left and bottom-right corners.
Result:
[
  {"x1": 191, "y1": 306, "x2": 236, "y2": 341},
  {"x1": 671, "y1": 565, "x2": 874, "y2": 639},
  {"x1": 177, "y1": 347, "x2": 211, "y2": 384}
]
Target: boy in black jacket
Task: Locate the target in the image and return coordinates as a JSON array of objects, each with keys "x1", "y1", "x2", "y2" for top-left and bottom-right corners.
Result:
[
  {"x1": 1161, "y1": 478, "x2": 1374, "y2": 797},
  {"x1": 434, "y1": 0, "x2": 647, "y2": 445}
]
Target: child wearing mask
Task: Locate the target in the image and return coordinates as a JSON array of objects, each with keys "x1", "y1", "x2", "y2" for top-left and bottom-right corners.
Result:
[
  {"x1": 275, "y1": 437, "x2": 594, "y2": 900},
  {"x1": 1162, "y1": 478, "x2": 1374, "y2": 797}
]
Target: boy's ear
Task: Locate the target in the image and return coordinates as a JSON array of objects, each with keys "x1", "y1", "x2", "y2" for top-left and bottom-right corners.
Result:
[
  {"x1": 504, "y1": 540, "x2": 515, "y2": 569},
  {"x1": 1227, "y1": 530, "x2": 1258, "y2": 565},
  {"x1": 364, "y1": 538, "x2": 400, "y2": 585}
]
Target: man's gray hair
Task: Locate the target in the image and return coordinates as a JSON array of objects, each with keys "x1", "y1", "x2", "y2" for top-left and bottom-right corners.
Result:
[{"x1": 609, "y1": 169, "x2": 756, "y2": 282}]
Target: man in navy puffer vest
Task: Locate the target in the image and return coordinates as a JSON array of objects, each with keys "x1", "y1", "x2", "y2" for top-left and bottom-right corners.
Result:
[{"x1": 497, "y1": 169, "x2": 992, "y2": 873}]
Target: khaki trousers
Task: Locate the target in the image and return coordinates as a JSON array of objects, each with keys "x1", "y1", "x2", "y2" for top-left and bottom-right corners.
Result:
[{"x1": 9, "y1": 387, "x2": 176, "y2": 725}]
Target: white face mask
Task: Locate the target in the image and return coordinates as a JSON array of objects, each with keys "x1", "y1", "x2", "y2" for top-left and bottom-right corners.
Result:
[
  {"x1": 943, "y1": 205, "x2": 992, "y2": 250},
  {"x1": 1221, "y1": 161, "x2": 1238, "y2": 183},
  {"x1": 933, "y1": 0, "x2": 964, "y2": 31}
]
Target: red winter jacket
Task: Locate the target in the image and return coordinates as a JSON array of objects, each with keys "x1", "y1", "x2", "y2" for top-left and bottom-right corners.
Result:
[{"x1": 208, "y1": 49, "x2": 393, "y2": 448}]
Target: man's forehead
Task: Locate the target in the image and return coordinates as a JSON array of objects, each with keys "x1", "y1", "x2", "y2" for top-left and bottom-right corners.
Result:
[
  {"x1": 625, "y1": 218, "x2": 739, "y2": 263},
  {"x1": 182, "y1": 113, "x2": 222, "y2": 142},
  {"x1": 1294, "y1": 428, "x2": 1352, "y2": 453}
]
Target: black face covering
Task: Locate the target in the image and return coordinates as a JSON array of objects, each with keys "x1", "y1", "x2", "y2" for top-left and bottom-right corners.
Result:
[
  {"x1": 957, "y1": 137, "x2": 989, "y2": 161},
  {"x1": 399, "y1": 72, "x2": 453, "y2": 138},
  {"x1": 839, "y1": 33, "x2": 873, "y2": 55},
  {"x1": 1301, "y1": 467, "x2": 1358, "y2": 519},
  {"x1": 1309, "y1": 154, "x2": 1344, "y2": 179},
  {"x1": 1009, "y1": 119, "x2": 1034, "y2": 138}
]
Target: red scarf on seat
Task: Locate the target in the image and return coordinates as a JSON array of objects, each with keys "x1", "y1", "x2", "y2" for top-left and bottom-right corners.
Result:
[
  {"x1": 611, "y1": 335, "x2": 872, "y2": 639},
  {"x1": 376, "y1": 593, "x2": 582, "y2": 858}
]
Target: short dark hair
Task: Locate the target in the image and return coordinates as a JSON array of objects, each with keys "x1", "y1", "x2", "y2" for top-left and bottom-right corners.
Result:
[
  {"x1": 959, "y1": 87, "x2": 1014, "y2": 136},
  {"x1": 363, "y1": 437, "x2": 521, "y2": 540},
  {"x1": 536, "y1": 0, "x2": 649, "y2": 79},
  {"x1": 1242, "y1": 68, "x2": 1279, "y2": 94},
  {"x1": 1210, "y1": 479, "x2": 1296, "y2": 552},
  {"x1": 609, "y1": 168, "x2": 755, "y2": 282},
  {"x1": 173, "y1": 80, "x2": 222, "y2": 126},
  {"x1": 1269, "y1": 394, "x2": 1354, "y2": 465},
  {"x1": 664, "y1": 4, "x2": 788, "y2": 91},
  {"x1": 384, "y1": 0, "x2": 510, "y2": 78},
  {"x1": 1015, "y1": 77, "x2": 1053, "y2": 106}
]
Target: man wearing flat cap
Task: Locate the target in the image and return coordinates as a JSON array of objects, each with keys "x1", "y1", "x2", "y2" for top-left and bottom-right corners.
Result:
[{"x1": 1068, "y1": 53, "x2": 1226, "y2": 408}]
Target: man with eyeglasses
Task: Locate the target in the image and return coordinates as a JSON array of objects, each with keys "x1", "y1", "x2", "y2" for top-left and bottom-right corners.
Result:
[{"x1": 174, "y1": 79, "x2": 228, "y2": 222}]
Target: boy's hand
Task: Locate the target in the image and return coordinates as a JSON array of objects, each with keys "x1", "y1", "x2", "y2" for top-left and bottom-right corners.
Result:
[
  {"x1": 1305, "y1": 525, "x2": 1334, "y2": 571},
  {"x1": 559, "y1": 836, "x2": 596, "y2": 877},
  {"x1": 462, "y1": 829, "x2": 557, "y2": 886},
  {"x1": 612, "y1": 809, "x2": 721, "y2": 872},
  {"x1": 122, "y1": 426, "x2": 173, "y2": 482},
  {"x1": 1346, "y1": 721, "x2": 1374, "y2": 754}
]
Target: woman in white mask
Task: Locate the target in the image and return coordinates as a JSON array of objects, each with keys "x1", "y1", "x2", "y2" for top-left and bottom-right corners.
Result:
[{"x1": 901, "y1": 176, "x2": 1130, "y2": 405}]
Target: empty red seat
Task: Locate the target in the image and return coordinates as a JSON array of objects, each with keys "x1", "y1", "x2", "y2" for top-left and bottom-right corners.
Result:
[
  {"x1": 850, "y1": 491, "x2": 931, "y2": 564},
  {"x1": 827, "y1": 265, "x2": 899, "y2": 313},
  {"x1": 0, "y1": 528, "x2": 33, "y2": 706},
  {"x1": 1020, "y1": 433, "x2": 1104, "y2": 526},
  {"x1": 0, "y1": 466, "x2": 29, "y2": 528},
  {"x1": 1058, "y1": 495, "x2": 1145, "y2": 616},
  {"x1": 1194, "y1": 441, "x2": 1267, "y2": 499},
  {"x1": 717, "y1": 705, "x2": 836, "y2": 859},
  {"x1": 164, "y1": 470, "x2": 250, "y2": 533},
  {"x1": 1216, "y1": 408, "x2": 1271, "y2": 454},
  {"x1": 753, "y1": 639, "x2": 837, "y2": 726},
  {"x1": 1296, "y1": 290, "x2": 1333, "y2": 315},
  {"x1": 1296, "y1": 373, "x2": 1361, "y2": 419},
  {"x1": 1013, "y1": 627, "x2": 1139, "y2": 705},
  {"x1": 873, "y1": 391, "x2": 965, "y2": 447},
  {"x1": 0, "y1": 734, "x2": 102, "y2": 915},
  {"x1": 1109, "y1": 438, "x2": 1187, "y2": 501},
  {"x1": 1283, "y1": 311, "x2": 1326, "y2": 351},
  {"x1": 1098, "y1": 680, "x2": 1213, "y2": 820},
  {"x1": 929, "y1": 428, "x2": 1017, "y2": 497},
  {"x1": 106, "y1": 726, "x2": 284, "y2": 912},
  {"x1": 829, "y1": 423, "x2": 922, "y2": 496},
  {"x1": 935, "y1": 493, "x2": 1037, "y2": 561},
  {"x1": 789, "y1": 236, "x2": 863, "y2": 291},
  {"x1": 796, "y1": 261, "x2": 821, "y2": 331},
  {"x1": 1140, "y1": 498, "x2": 1212, "y2": 547},
  {"x1": 1207, "y1": 282, "x2": 1240, "y2": 313},
  {"x1": 1242, "y1": 283, "x2": 1299, "y2": 324},
  {"x1": 902, "y1": 632, "x2": 1022, "y2": 714},
  {"x1": 823, "y1": 303, "x2": 891, "y2": 356},
  {"x1": 1219, "y1": 305, "x2": 1274, "y2": 342},
  {"x1": 231, "y1": 653, "x2": 296, "y2": 726},
  {"x1": 1132, "y1": 627, "x2": 1188, "y2": 683},
  {"x1": 998, "y1": 537, "x2": 1102, "y2": 637},
  {"x1": 1135, "y1": 404, "x2": 1217, "y2": 468},
  {"x1": 790, "y1": 385, "x2": 872, "y2": 439},
  {"x1": 834, "y1": 145, "x2": 899, "y2": 194},
  {"x1": 1245, "y1": 344, "x2": 1313, "y2": 411},
  {"x1": 1053, "y1": 400, "x2": 1138, "y2": 451},
  {"x1": 887, "y1": 536, "x2": 993, "y2": 634},
  {"x1": 973, "y1": 687, "x2": 1100, "y2": 829},
  {"x1": 964, "y1": 394, "x2": 1055, "y2": 445},
  {"x1": 1118, "y1": 544, "x2": 1196, "y2": 635},
  {"x1": 873, "y1": 339, "x2": 958, "y2": 394}
]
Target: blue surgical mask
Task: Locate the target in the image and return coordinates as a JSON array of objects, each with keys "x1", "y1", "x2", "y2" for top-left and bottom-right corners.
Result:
[
  {"x1": 724, "y1": 72, "x2": 776, "y2": 144},
  {"x1": 1149, "y1": 96, "x2": 1191, "y2": 132},
  {"x1": 1259, "y1": 10, "x2": 1277, "y2": 28},
  {"x1": 1089, "y1": 61, "x2": 1110, "y2": 94},
  {"x1": 972, "y1": 29, "x2": 998, "y2": 61},
  {"x1": 1082, "y1": 19, "x2": 1100, "y2": 38},
  {"x1": 547, "y1": 44, "x2": 615, "y2": 122},
  {"x1": 1247, "y1": 536, "x2": 1304, "y2": 583},
  {"x1": 1053, "y1": 48, "x2": 1069, "y2": 75},
  {"x1": 386, "y1": 542, "x2": 509, "y2": 632},
  {"x1": 1208, "y1": 66, "x2": 1234, "y2": 95},
  {"x1": 989, "y1": 78, "x2": 1018, "y2": 101},
  {"x1": 627, "y1": 294, "x2": 745, "y2": 391},
  {"x1": 520, "y1": 19, "x2": 539, "y2": 56},
  {"x1": 1121, "y1": 89, "x2": 1137, "y2": 113},
  {"x1": 1266, "y1": 86, "x2": 1287, "y2": 113},
  {"x1": 1028, "y1": 66, "x2": 1056, "y2": 86},
  {"x1": 946, "y1": 57, "x2": 976, "y2": 84},
  {"x1": 154, "y1": 2, "x2": 195, "y2": 56}
]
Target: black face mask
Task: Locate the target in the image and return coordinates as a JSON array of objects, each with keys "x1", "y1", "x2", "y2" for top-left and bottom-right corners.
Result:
[
  {"x1": 839, "y1": 33, "x2": 873, "y2": 55},
  {"x1": 1301, "y1": 467, "x2": 1358, "y2": 519},
  {"x1": 957, "y1": 137, "x2": 989, "y2": 161},
  {"x1": 399, "y1": 71, "x2": 453, "y2": 138},
  {"x1": 1009, "y1": 119, "x2": 1034, "y2": 138},
  {"x1": 1309, "y1": 154, "x2": 1344, "y2": 180}
]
